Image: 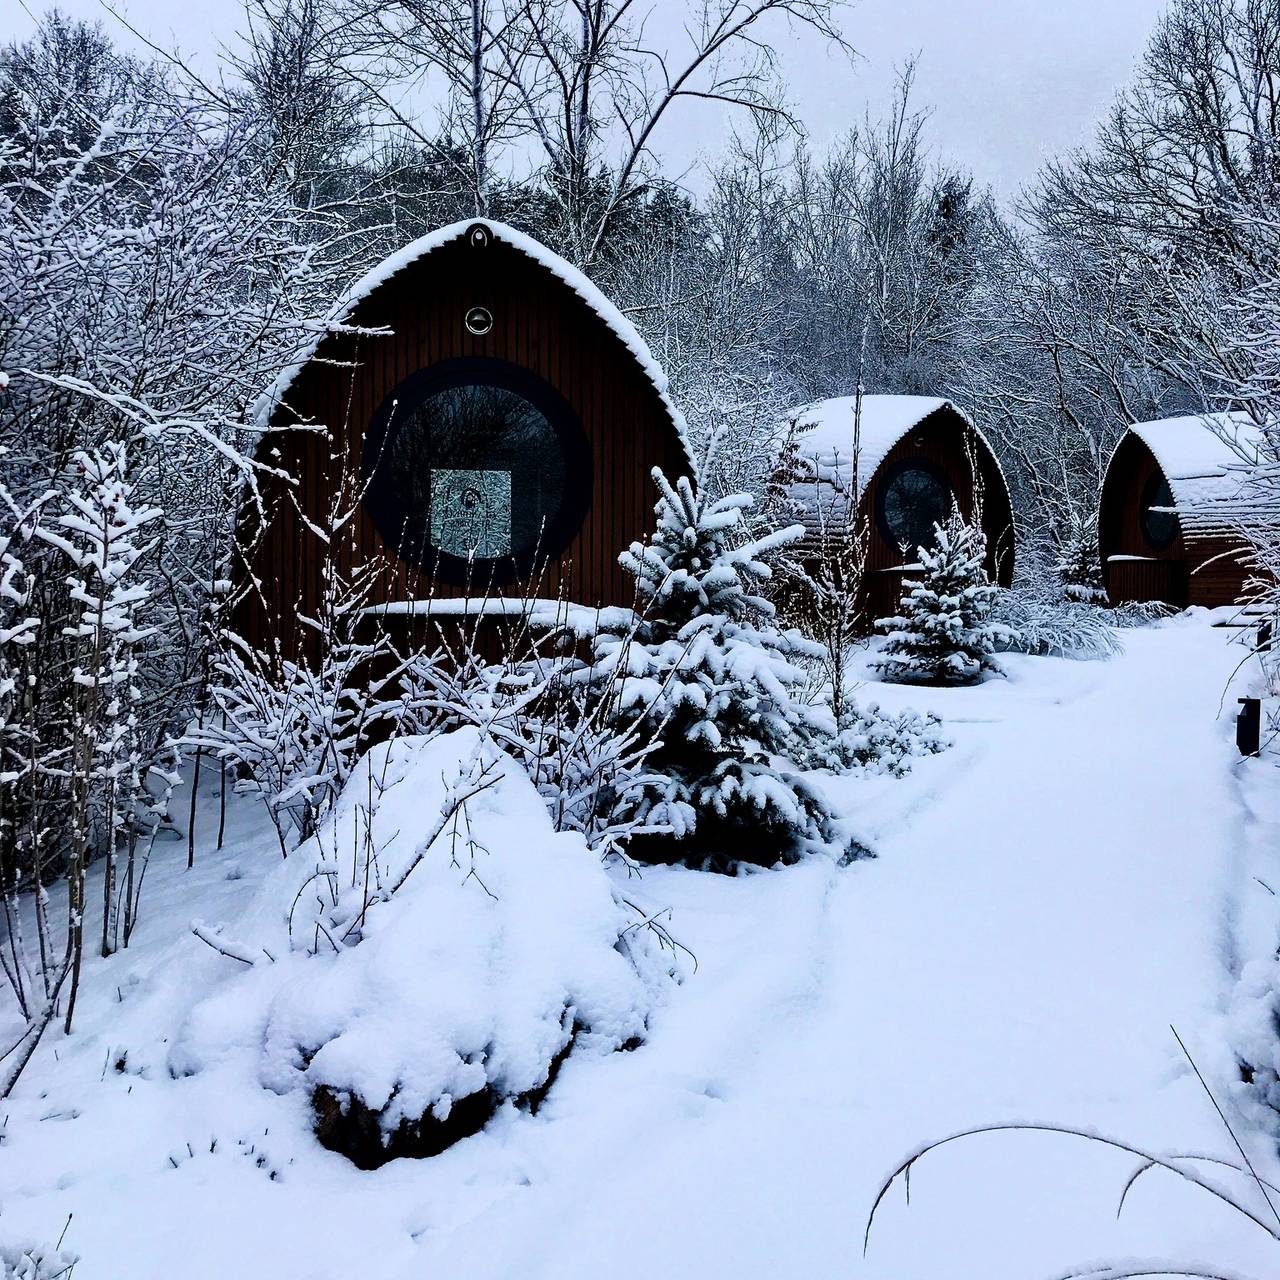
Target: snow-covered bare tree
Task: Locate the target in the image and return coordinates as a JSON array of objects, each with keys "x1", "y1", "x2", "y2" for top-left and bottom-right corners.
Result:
[
  {"x1": 0, "y1": 13, "x2": 382, "y2": 889},
  {"x1": 37, "y1": 445, "x2": 160, "y2": 975}
]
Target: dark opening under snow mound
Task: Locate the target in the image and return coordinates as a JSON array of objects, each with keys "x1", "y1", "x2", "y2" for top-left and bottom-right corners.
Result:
[
  {"x1": 311, "y1": 1026, "x2": 601, "y2": 1168},
  {"x1": 313, "y1": 1081, "x2": 501, "y2": 1168}
]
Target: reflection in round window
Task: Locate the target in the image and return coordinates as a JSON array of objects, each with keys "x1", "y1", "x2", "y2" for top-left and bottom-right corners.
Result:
[
  {"x1": 362, "y1": 359, "x2": 591, "y2": 586},
  {"x1": 878, "y1": 460, "x2": 953, "y2": 555},
  {"x1": 1141, "y1": 471, "x2": 1177, "y2": 549}
]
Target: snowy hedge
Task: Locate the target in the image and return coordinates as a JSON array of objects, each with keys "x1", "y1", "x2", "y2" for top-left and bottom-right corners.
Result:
[{"x1": 172, "y1": 729, "x2": 680, "y2": 1166}]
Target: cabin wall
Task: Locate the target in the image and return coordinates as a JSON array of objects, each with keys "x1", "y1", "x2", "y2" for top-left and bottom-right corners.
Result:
[{"x1": 237, "y1": 233, "x2": 688, "y2": 660}]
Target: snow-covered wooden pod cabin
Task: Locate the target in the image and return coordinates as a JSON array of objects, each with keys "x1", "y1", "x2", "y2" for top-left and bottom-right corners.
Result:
[
  {"x1": 1098, "y1": 413, "x2": 1261, "y2": 607},
  {"x1": 238, "y1": 220, "x2": 691, "y2": 659},
  {"x1": 780, "y1": 395, "x2": 1015, "y2": 622}
]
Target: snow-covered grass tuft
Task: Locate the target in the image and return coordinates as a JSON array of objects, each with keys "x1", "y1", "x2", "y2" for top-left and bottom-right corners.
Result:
[
  {"x1": 990, "y1": 590, "x2": 1124, "y2": 660},
  {"x1": 171, "y1": 728, "x2": 681, "y2": 1166}
]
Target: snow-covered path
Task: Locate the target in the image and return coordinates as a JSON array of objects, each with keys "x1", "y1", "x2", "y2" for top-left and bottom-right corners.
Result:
[
  {"x1": 3, "y1": 615, "x2": 1275, "y2": 1279},
  {"x1": 399, "y1": 616, "x2": 1268, "y2": 1279}
]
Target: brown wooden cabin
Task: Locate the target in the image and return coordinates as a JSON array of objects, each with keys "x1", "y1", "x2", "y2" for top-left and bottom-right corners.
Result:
[
  {"x1": 778, "y1": 396, "x2": 1015, "y2": 625},
  {"x1": 236, "y1": 220, "x2": 691, "y2": 661},
  {"x1": 1099, "y1": 413, "x2": 1261, "y2": 608}
]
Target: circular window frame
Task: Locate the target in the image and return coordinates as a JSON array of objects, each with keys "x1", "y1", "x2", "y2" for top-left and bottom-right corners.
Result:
[
  {"x1": 1140, "y1": 468, "x2": 1178, "y2": 550},
  {"x1": 874, "y1": 456, "x2": 954, "y2": 553},
  {"x1": 361, "y1": 357, "x2": 593, "y2": 588}
]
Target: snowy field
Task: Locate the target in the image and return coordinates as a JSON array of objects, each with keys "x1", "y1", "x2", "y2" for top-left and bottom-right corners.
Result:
[{"x1": 4, "y1": 610, "x2": 1277, "y2": 1280}]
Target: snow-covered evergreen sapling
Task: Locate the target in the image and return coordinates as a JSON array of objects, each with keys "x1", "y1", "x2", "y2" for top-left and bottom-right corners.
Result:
[
  {"x1": 875, "y1": 512, "x2": 1003, "y2": 685},
  {"x1": 1056, "y1": 514, "x2": 1107, "y2": 604},
  {"x1": 586, "y1": 467, "x2": 840, "y2": 866}
]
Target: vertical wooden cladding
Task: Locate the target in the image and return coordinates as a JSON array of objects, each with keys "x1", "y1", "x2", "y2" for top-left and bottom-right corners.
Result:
[
  {"x1": 847, "y1": 407, "x2": 1015, "y2": 623},
  {"x1": 237, "y1": 226, "x2": 690, "y2": 660},
  {"x1": 1099, "y1": 432, "x2": 1250, "y2": 608}
]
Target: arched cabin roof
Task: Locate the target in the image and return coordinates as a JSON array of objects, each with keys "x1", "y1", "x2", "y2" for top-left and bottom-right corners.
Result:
[
  {"x1": 252, "y1": 217, "x2": 691, "y2": 460},
  {"x1": 1102, "y1": 412, "x2": 1262, "y2": 537},
  {"x1": 782, "y1": 394, "x2": 1012, "y2": 535}
]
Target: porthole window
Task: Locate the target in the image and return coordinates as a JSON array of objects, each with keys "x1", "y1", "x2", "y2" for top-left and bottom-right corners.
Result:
[
  {"x1": 877, "y1": 458, "x2": 953, "y2": 554},
  {"x1": 1141, "y1": 470, "x2": 1177, "y2": 549},
  {"x1": 362, "y1": 358, "x2": 592, "y2": 587}
]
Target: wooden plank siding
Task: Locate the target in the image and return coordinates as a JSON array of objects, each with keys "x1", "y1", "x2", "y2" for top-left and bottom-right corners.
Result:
[
  {"x1": 234, "y1": 228, "x2": 690, "y2": 663},
  {"x1": 1099, "y1": 432, "x2": 1252, "y2": 608}
]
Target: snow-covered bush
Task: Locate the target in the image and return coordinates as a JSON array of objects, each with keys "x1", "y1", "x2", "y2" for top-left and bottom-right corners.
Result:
[
  {"x1": 393, "y1": 628, "x2": 668, "y2": 861},
  {"x1": 173, "y1": 729, "x2": 679, "y2": 1166},
  {"x1": 0, "y1": 1241, "x2": 77, "y2": 1280},
  {"x1": 191, "y1": 460, "x2": 394, "y2": 853},
  {"x1": 875, "y1": 513, "x2": 1004, "y2": 684},
  {"x1": 37, "y1": 445, "x2": 162, "y2": 963},
  {"x1": 584, "y1": 468, "x2": 841, "y2": 866},
  {"x1": 989, "y1": 590, "x2": 1123, "y2": 659},
  {"x1": 800, "y1": 702, "x2": 948, "y2": 777}
]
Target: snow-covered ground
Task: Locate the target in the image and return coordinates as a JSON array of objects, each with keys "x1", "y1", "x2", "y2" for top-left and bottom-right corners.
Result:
[{"x1": 4, "y1": 610, "x2": 1277, "y2": 1279}]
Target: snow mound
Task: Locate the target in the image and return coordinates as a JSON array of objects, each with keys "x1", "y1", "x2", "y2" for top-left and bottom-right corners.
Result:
[{"x1": 171, "y1": 729, "x2": 675, "y2": 1164}]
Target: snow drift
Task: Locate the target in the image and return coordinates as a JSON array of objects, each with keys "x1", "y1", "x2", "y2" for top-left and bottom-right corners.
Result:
[{"x1": 171, "y1": 729, "x2": 678, "y2": 1167}]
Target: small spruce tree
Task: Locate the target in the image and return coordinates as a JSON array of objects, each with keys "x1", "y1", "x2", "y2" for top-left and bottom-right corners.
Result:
[
  {"x1": 589, "y1": 467, "x2": 838, "y2": 866},
  {"x1": 1056, "y1": 515, "x2": 1107, "y2": 604},
  {"x1": 874, "y1": 512, "x2": 1001, "y2": 685}
]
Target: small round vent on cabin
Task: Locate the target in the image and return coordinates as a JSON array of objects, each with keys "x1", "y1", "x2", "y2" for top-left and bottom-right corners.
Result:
[
  {"x1": 467, "y1": 223, "x2": 491, "y2": 248},
  {"x1": 465, "y1": 306, "x2": 494, "y2": 335}
]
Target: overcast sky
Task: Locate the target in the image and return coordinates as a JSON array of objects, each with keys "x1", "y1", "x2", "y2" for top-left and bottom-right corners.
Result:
[{"x1": 10, "y1": 0, "x2": 1169, "y2": 201}]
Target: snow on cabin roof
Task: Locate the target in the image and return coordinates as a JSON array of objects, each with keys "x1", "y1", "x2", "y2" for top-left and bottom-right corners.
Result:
[
  {"x1": 787, "y1": 395, "x2": 953, "y2": 494},
  {"x1": 780, "y1": 394, "x2": 1013, "y2": 542},
  {"x1": 250, "y1": 219, "x2": 689, "y2": 447},
  {"x1": 1115, "y1": 412, "x2": 1264, "y2": 531}
]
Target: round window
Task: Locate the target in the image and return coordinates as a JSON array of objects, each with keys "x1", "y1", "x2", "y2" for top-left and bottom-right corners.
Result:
[
  {"x1": 1141, "y1": 471, "x2": 1177, "y2": 549},
  {"x1": 877, "y1": 459, "x2": 953, "y2": 555},
  {"x1": 362, "y1": 358, "x2": 592, "y2": 587}
]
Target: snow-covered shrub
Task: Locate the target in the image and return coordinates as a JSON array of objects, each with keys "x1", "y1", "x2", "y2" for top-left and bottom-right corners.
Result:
[
  {"x1": 988, "y1": 590, "x2": 1123, "y2": 659},
  {"x1": 173, "y1": 729, "x2": 678, "y2": 1167},
  {"x1": 393, "y1": 631, "x2": 667, "y2": 861},
  {"x1": 191, "y1": 461, "x2": 394, "y2": 853},
  {"x1": 875, "y1": 513, "x2": 1004, "y2": 685},
  {"x1": 775, "y1": 489, "x2": 870, "y2": 726},
  {"x1": 0, "y1": 1241, "x2": 78, "y2": 1280},
  {"x1": 800, "y1": 702, "x2": 948, "y2": 777},
  {"x1": 584, "y1": 468, "x2": 841, "y2": 866}
]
